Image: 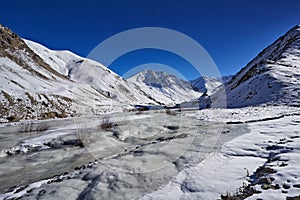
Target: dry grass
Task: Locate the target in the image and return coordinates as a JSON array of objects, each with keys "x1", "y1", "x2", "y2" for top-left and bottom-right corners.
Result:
[
  {"x1": 98, "y1": 118, "x2": 113, "y2": 131},
  {"x1": 2, "y1": 90, "x2": 14, "y2": 106},
  {"x1": 135, "y1": 110, "x2": 144, "y2": 115},
  {"x1": 25, "y1": 92, "x2": 37, "y2": 105},
  {"x1": 221, "y1": 183, "x2": 260, "y2": 200},
  {"x1": 165, "y1": 109, "x2": 177, "y2": 116},
  {"x1": 76, "y1": 127, "x2": 93, "y2": 145},
  {"x1": 20, "y1": 121, "x2": 48, "y2": 132}
]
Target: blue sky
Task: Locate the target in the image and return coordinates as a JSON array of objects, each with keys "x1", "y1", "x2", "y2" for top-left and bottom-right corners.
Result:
[{"x1": 0, "y1": 0, "x2": 299, "y2": 80}]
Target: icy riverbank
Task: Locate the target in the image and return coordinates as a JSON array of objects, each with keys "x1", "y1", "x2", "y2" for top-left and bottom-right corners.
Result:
[{"x1": 0, "y1": 106, "x2": 299, "y2": 200}]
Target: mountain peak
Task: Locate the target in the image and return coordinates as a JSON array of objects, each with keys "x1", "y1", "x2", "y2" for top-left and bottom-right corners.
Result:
[
  {"x1": 0, "y1": 25, "x2": 160, "y2": 122},
  {"x1": 292, "y1": 24, "x2": 300, "y2": 30},
  {"x1": 0, "y1": 25, "x2": 26, "y2": 50},
  {"x1": 228, "y1": 25, "x2": 300, "y2": 89},
  {"x1": 210, "y1": 25, "x2": 300, "y2": 108},
  {"x1": 0, "y1": 25, "x2": 69, "y2": 82},
  {"x1": 128, "y1": 69, "x2": 201, "y2": 105},
  {"x1": 136, "y1": 69, "x2": 172, "y2": 78},
  {"x1": 285, "y1": 24, "x2": 300, "y2": 39},
  {"x1": 131, "y1": 69, "x2": 189, "y2": 88},
  {"x1": 190, "y1": 76, "x2": 227, "y2": 95}
]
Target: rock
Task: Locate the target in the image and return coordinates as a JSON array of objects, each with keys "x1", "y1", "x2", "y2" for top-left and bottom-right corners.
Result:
[
  {"x1": 42, "y1": 111, "x2": 59, "y2": 119},
  {"x1": 283, "y1": 183, "x2": 291, "y2": 189},
  {"x1": 286, "y1": 195, "x2": 300, "y2": 200},
  {"x1": 63, "y1": 139, "x2": 83, "y2": 147},
  {"x1": 261, "y1": 184, "x2": 272, "y2": 190},
  {"x1": 6, "y1": 115, "x2": 17, "y2": 122},
  {"x1": 258, "y1": 177, "x2": 272, "y2": 185},
  {"x1": 164, "y1": 125, "x2": 179, "y2": 131},
  {"x1": 293, "y1": 184, "x2": 300, "y2": 188}
]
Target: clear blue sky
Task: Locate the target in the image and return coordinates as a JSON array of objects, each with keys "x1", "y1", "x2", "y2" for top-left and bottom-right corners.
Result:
[{"x1": 1, "y1": 0, "x2": 299, "y2": 80}]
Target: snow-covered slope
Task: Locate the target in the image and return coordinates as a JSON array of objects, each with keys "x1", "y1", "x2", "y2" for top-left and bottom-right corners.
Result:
[
  {"x1": 141, "y1": 106, "x2": 300, "y2": 200},
  {"x1": 210, "y1": 25, "x2": 300, "y2": 108},
  {"x1": 0, "y1": 25, "x2": 156, "y2": 122},
  {"x1": 190, "y1": 75, "x2": 232, "y2": 95},
  {"x1": 25, "y1": 40, "x2": 155, "y2": 105},
  {"x1": 128, "y1": 70, "x2": 202, "y2": 105}
]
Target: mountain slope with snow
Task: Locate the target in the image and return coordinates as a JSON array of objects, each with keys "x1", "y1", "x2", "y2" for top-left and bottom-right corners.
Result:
[
  {"x1": 209, "y1": 25, "x2": 300, "y2": 108},
  {"x1": 0, "y1": 25, "x2": 156, "y2": 122},
  {"x1": 190, "y1": 75, "x2": 232, "y2": 95},
  {"x1": 25, "y1": 40, "x2": 156, "y2": 105},
  {"x1": 128, "y1": 70, "x2": 202, "y2": 105}
]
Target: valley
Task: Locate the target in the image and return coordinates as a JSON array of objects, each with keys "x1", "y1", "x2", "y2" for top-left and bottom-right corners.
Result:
[{"x1": 0, "y1": 23, "x2": 300, "y2": 200}]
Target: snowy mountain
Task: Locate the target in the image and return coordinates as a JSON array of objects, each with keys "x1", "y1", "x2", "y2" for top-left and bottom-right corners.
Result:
[
  {"x1": 190, "y1": 75, "x2": 232, "y2": 95},
  {"x1": 2, "y1": 23, "x2": 299, "y2": 123},
  {"x1": 127, "y1": 70, "x2": 202, "y2": 105},
  {"x1": 1, "y1": 23, "x2": 300, "y2": 200},
  {"x1": 209, "y1": 25, "x2": 300, "y2": 108},
  {"x1": 0, "y1": 25, "x2": 156, "y2": 122}
]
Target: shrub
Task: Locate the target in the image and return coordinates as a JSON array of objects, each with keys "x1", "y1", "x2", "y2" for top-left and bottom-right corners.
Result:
[
  {"x1": 221, "y1": 183, "x2": 260, "y2": 200},
  {"x1": 20, "y1": 121, "x2": 48, "y2": 132},
  {"x1": 37, "y1": 122, "x2": 48, "y2": 131},
  {"x1": 98, "y1": 118, "x2": 113, "y2": 131},
  {"x1": 166, "y1": 109, "x2": 176, "y2": 116},
  {"x1": 76, "y1": 127, "x2": 92, "y2": 147},
  {"x1": 135, "y1": 111, "x2": 144, "y2": 115}
]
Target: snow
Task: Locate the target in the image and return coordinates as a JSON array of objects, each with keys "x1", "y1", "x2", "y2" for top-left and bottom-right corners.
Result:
[
  {"x1": 0, "y1": 179, "x2": 50, "y2": 200},
  {"x1": 1, "y1": 33, "x2": 162, "y2": 122},
  {"x1": 24, "y1": 39, "x2": 157, "y2": 106},
  {"x1": 1, "y1": 24, "x2": 300, "y2": 200},
  {"x1": 24, "y1": 40, "x2": 71, "y2": 76},
  {"x1": 128, "y1": 70, "x2": 202, "y2": 106},
  {"x1": 190, "y1": 76, "x2": 224, "y2": 95},
  {"x1": 184, "y1": 105, "x2": 300, "y2": 123},
  {"x1": 141, "y1": 107, "x2": 300, "y2": 200},
  {"x1": 0, "y1": 114, "x2": 152, "y2": 157},
  {"x1": 208, "y1": 25, "x2": 300, "y2": 108},
  {"x1": 0, "y1": 106, "x2": 299, "y2": 200}
]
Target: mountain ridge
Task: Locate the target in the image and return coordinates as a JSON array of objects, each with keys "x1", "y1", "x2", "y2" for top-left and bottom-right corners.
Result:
[
  {"x1": 127, "y1": 69, "x2": 202, "y2": 105},
  {"x1": 208, "y1": 24, "x2": 300, "y2": 108},
  {"x1": 0, "y1": 25, "x2": 158, "y2": 122},
  {"x1": 1, "y1": 24, "x2": 300, "y2": 122}
]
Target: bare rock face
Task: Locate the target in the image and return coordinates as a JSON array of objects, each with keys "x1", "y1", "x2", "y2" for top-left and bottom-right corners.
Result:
[{"x1": 0, "y1": 25, "x2": 25, "y2": 48}]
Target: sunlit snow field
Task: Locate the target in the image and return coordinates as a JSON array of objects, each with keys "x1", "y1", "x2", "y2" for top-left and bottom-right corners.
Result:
[{"x1": 0, "y1": 106, "x2": 299, "y2": 199}]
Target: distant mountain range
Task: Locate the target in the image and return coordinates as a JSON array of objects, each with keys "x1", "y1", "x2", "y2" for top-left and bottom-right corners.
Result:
[
  {"x1": 190, "y1": 75, "x2": 233, "y2": 95},
  {"x1": 127, "y1": 70, "x2": 202, "y2": 105},
  {"x1": 0, "y1": 24, "x2": 299, "y2": 122}
]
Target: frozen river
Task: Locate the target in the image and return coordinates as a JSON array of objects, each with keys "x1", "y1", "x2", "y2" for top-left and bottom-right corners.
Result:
[{"x1": 0, "y1": 110, "x2": 250, "y2": 199}]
